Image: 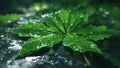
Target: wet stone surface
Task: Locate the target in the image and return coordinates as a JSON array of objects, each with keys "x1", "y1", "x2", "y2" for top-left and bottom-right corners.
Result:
[
  {"x1": 6, "y1": 46, "x2": 88, "y2": 68},
  {"x1": 0, "y1": 28, "x2": 23, "y2": 68}
]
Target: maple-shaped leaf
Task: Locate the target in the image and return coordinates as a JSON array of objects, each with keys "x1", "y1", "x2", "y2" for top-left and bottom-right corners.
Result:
[{"x1": 11, "y1": 9, "x2": 118, "y2": 58}]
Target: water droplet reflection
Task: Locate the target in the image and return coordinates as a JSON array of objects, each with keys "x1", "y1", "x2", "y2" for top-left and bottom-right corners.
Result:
[{"x1": 90, "y1": 44, "x2": 95, "y2": 48}]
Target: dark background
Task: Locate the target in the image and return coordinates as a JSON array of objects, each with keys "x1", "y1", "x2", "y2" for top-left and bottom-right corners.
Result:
[{"x1": 0, "y1": 0, "x2": 120, "y2": 14}]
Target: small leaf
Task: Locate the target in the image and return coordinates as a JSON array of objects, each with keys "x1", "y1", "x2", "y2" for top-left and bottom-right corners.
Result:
[
  {"x1": 0, "y1": 14, "x2": 20, "y2": 26},
  {"x1": 86, "y1": 33, "x2": 110, "y2": 41},
  {"x1": 70, "y1": 13, "x2": 89, "y2": 32},
  {"x1": 63, "y1": 34, "x2": 102, "y2": 54},
  {"x1": 58, "y1": 9, "x2": 69, "y2": 31},
  {"x1": 15, "y1": 34, "x2": 63, "y2": 58},
  {"x1": 11, "y1": 23, "x2": 52, "y2": 37},
  {"x1": 42, "y1": 14, "x2": 59, "y2": 31},
  {"x1": 75, "y1": 25, "x2": 110, "y2": 41},
  {"x1": 75, "y1": 25, "x2": 107, "y2": 34}
]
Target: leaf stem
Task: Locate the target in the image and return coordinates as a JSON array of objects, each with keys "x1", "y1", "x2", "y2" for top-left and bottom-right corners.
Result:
[{"x1": 83, "y1": 53, "x2": 91, "y2": 66}]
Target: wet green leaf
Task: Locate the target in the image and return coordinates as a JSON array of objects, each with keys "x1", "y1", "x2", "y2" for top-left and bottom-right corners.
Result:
[
  {"x1": 0, "y1": 14, "x2": 20, "y2": 26},
  {"x1": 59, "y1": 9, "x2": 69, "y2": 24},
  {"x1": 15, "y1": 34, "x2": 63, "y2": 58},
  {"x1": 74, "y1": 25, "x2": 116, "y2": 41},
  {"x1": 11, "y1": 23, "x2": 53, "y2": 37},
  {"x1": 42, "y1": 14, "x2": 65, "y2": 33},
  {"x1": 63, "y1": 34, "x2": 102, "y2": 54},
  {"x1": 11, "y1": 9, "x2": 118, "y2": 58}
]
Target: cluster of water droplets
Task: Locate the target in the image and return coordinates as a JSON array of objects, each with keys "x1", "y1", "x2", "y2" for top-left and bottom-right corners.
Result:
[
  {"x1": 17, "y1": 11, "x2": 41, "y2": 25},
  {"x1": 0, "y1": 27, "x2": 24, "y2": 68},
  {"x1": 41, "y1": 13, "x2": 53, "y2": 18}
]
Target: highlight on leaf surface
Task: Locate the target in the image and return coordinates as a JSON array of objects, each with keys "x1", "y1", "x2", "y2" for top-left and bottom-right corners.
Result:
[
  {"x1": 11, "y1": 9, "x2": 117, "y2": 58},
  {"x1": 63, "y1": 34, "x2": 102, "y2": 54},
  {"x1": 15, "y1": 34, "x2": 63, "y2": 58}
]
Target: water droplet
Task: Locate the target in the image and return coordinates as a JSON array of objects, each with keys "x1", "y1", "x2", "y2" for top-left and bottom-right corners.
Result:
[
  {"x1": 8, "y1": 51, "x2": 11, "y2": 53},
  {"x1": 80, "y1": 14, "x2": 83, "y2": 18},
  {"x1": 0, "y1": 58, "x2": 3, "y2": 60},
  {"x1": 25, "y1": 12, "x2": 35, "y2": 17},
  {"x1": 8, "y1": 20, "x2": 11, "y2": 23},
  {"x1": 33, "y1": 34, "x2": 38, "y2": 37},
  {"x1": 90, "y1": 44, "x2": 95, "y2": 48},
  {"x1": 1, "y1": 35, "x2": 4, "y2": 37},
  {"x1": 75, "y1": 48, "x2": 79, "y2": 51},
  {"x1": 68, "y1": 60, "x2": 72, "y2": 65},
  {"x1": 101, "y1": 37, "x2": 104, "y2": 40},
  {"x1": 41, "y1": 14, "x2": 49, "y2": 18},
  {"x1": 50, "y1": 60, "x2": 55, "y2": 65},
  {"x1": 7, "y1": 59, "x2": 14, "y2": 64},
  {"x1": 64, "y1": 59, "x2": 68, "y2": 63},
  {"x1": 99, "y1": 8, "x2": 103, "y2": 11},
  {"x1": 41, "y1": 44, "x2": 47, "y2": 46},
  {"x1": 90, "y1": 32, "x2": 93, "y2": 34},
  {"x1": 37, "y1": 46, "x2": 40, "y2": 49},
  {"x1": 105, "y1": 11, "x2": 109, "y2": 15},
  {"x1": 89, "y1": 35, "x2": 93, "y2": 38},
  {"x1": 65, "y1": 21, "x2": 68, "y2": 23},
  {"x1": 70, "y1": 24, "x2": 73, "y2": 26}
]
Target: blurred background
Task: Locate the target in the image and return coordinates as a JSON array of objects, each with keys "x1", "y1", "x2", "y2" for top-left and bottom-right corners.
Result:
[{"x1": 0, "y1": 0, "x2": 120, "y2": 14}]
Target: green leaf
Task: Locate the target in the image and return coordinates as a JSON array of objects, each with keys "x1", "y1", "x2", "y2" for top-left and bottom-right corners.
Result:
[
  {"x1": 75, "y1": 25, "x2": 111, "y2": 41},
  {"x1": 15, "y1": 34, "x2": 63, "y2": 58},
  {"x1": 11, "y1": 9, "x2": 118, "y2": 58},
  {"x1": 63, "y1": 34, "x2": 102, "y2": 54},
  {"x1": 84, "y1": 25, "x2": 109, "y2": 41},
  {"x1": 70, "y1": 13, "x2": 88, "y2": 32},
  {"x1": 11, "y1": 23, "x2": 53, "y2": 37},
  {"x1": 58, "y1": 9, "x2": 69, "y2": 31},
  {"x1": 42, "y1": 10, "x2": 89, "y2": 33},
  {"x1": 52, "y1": 15, "x2": 66, "y2": 33},
  {"x1": 75, "y1": 25, "x2": 107, "y2": 34},
  {"x1": 67, "y1": 12, "x2": 82, "y2": 32},
  {"x1": 42, "y1": 14, "x2": 65, "y2": 33},
  {"x1": 83, "y1": 26, "x2": 119, "y2": 41},
  {"x1": 86, "y1": 33, "x2": 110, "y2": 41},
  {"x1": 59, "y1": 9, "x2": 69, "y2": 24},
  {"x1": 0, "y1": 14, "x2": 20, "y2": 26}
]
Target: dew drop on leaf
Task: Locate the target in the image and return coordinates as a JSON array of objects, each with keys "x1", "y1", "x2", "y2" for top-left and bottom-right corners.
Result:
[
  {"x1": 90, "y1": 44, "x2": 95, "y2": 48},
  {"x1": 8, "y1": 20, "x2": 12, "y2": 23},
  {"x1": 90, "y1": 32, "x2": 93, "y2": 34},
  {"x1": 41, "y1": 44, "x2": 47, "y2": 46},
  {"x1": 70, "y1": 24, "x2": 73, "y2": 26},
  {"x1": 75, "y1": 48, "x2": 79, "y2": 51}
]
